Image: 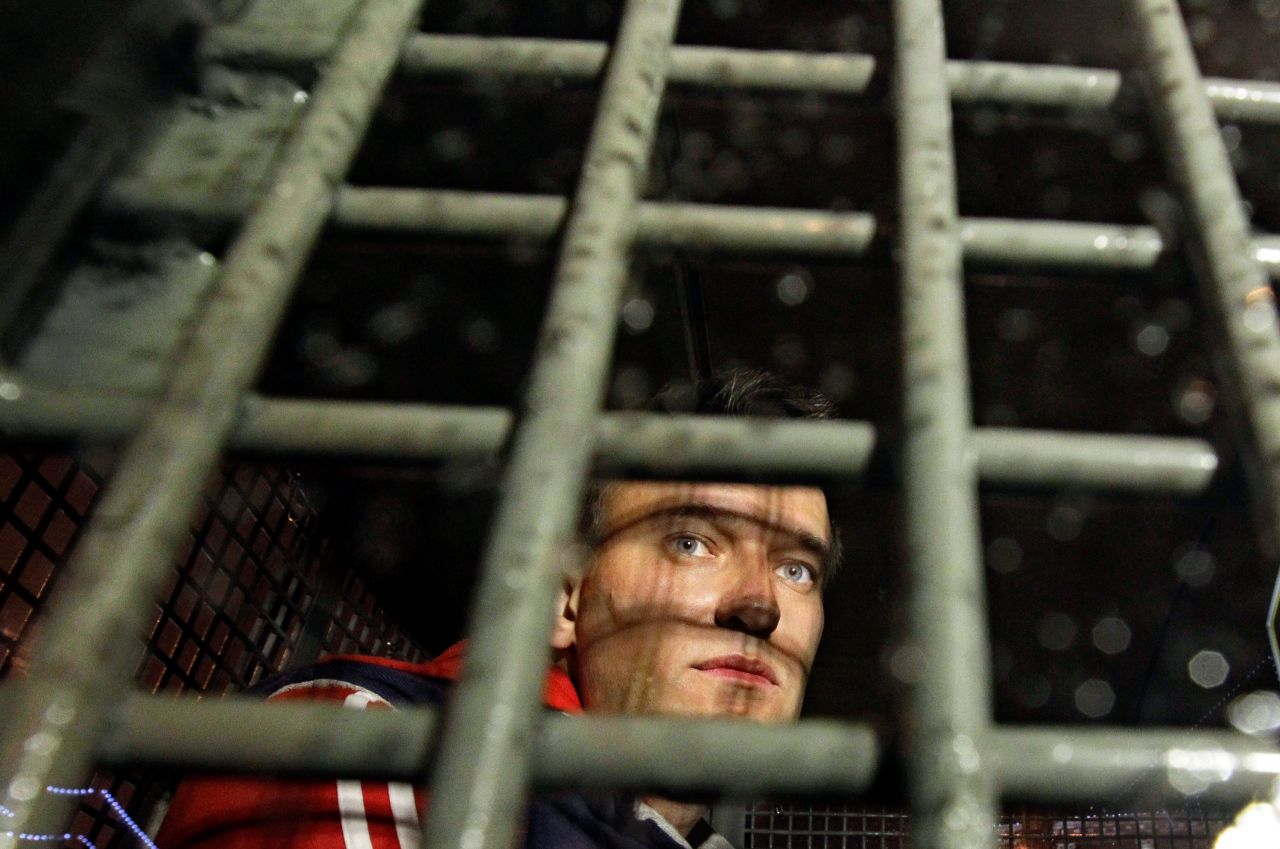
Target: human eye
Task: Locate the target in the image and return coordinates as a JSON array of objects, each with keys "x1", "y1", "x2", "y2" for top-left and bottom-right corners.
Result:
[
  {"x1": 775, "y1": 561, "x2": 815, "y2": 586},
  {"x1": 668, "y1": 533, "x2": 714, "y2": 558}
]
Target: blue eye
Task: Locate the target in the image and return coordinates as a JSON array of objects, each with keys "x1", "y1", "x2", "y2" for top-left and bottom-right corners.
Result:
[
  {"x1": 671, "y1": 535, "x2": 712, "y2": 557},
  {"x1": 776, "y1": 562, "x2": 815, "y2": 585}
]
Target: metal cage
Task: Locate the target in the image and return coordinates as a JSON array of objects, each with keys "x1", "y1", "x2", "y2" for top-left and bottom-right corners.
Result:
[{"x1": 3, "y1": 1, "x2": 1280, "y2": 849}]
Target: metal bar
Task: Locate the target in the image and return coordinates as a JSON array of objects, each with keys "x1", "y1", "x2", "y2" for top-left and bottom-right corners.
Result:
[
  {"x1": 957, "y1": 217, "x2": 1166, "y2": 271},
  {"x1": 400, "y1": 34, "x2": 878, "y2": 94},
  {"x1": 0, "y1": 388, "x2": 1218, "y2": 493},
  {"x1": 1127, "y1": 0, "x2": 1280, "y2": 559},
  {"x1": 397, "y1": 34, "x2": 1280, "y2": 125},
  {"x1": 334, "y1": 189, "x2": 879, "y2": 255},
  {"x1": 422, "y1": 3, "x2": 683, "y2": 849},
  {"x1": 0, "y1": 0, "x2": 428, "y2": 843},
  {"x1": 80, "y1": 693, "x2": 1280, "y2": 807},
  {"x1": 108, "y1": 177, "x2": 1280, "y2": 276},
  {"x1": 88, "y1": 692, "x2": 879, "y2": 796},
  {"x1": 991, "y1": 727, "x2": 1280, "y2": 806},
  {"x1": 971, "y1": 428, "x2": 1217, "y2": 494},
  {"x1": 893, "y1": 0, "x2": 996, "y2": 847},
  {"x1": 0, "y1": 122, "x2": 124, "y2": 343}
]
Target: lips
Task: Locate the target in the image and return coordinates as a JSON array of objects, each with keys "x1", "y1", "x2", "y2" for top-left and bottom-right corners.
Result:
[{"x1": 692, "y1": 654, "x2": 779, "y2": 687}]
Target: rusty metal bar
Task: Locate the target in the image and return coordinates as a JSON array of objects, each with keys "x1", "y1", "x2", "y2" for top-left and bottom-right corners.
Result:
[
  {"x1": 0, "y1": 0, "x2": 429, "y2": 843},
  {"x1": 421, "y1": 3, "x2": 684, "y2": 849}
]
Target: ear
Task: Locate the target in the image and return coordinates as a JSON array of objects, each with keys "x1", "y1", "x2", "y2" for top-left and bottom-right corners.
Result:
[{"x1": 550, "y1": 575, "x2": 581, "y2": 651}]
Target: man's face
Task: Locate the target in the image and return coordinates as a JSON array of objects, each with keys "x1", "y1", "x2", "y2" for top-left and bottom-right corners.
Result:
[{"x1": 557, "y1": 481, "x2": 829, "y2": 723}]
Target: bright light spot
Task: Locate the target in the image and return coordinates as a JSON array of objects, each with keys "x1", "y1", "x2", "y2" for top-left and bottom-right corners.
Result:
[
  {"x1": 1176, "y1": 379, "x2": 1216, "y2": 426},
  {"x1": 292, "y1": 90, "x2": 309, "y2": 104},
  {"x1": 1244, "y1": 301, "x2": 1276, "y2": 333},
  {"x1": 775, "y1": 269, "x2": 813, "y2": 306},
  {"x1": 1254, "y1": 246, "x2": 1280, "y2": 264},
  {"x1": 1167, "y1": 748, "x2": 1236, "y2": 796},
  {"x1": 1213, "y1": 802, "x2": 1280, "y2": 849},
  {"x1": 1074, "y1": 679, "x2": 1115, "y2": 718},
  {"x1": 1227, "y1": 690, "x2": 1280, "y2": 735},
  {"x1": 1188, "y1": 650, "x2": 1230, "y2": 689},
  {"x1": 1135, "y1": 323, "x2": 1170, "y2": 356},
  {"x1": 620, "y1": 298, "x2": 655, "y2": 333},
  {"x1": 1091, "y1": 617, "x2": 1132, "y2": 655},
  {"x1": 1175, "y1": 546, "x2": 1216, "y2": 587},
  {"x1": 0, "y1": 382, "x2": 20, "y2": 401},
  {"x1": 1045, "y1": 504, "x2": 1084, "y2": 542}
]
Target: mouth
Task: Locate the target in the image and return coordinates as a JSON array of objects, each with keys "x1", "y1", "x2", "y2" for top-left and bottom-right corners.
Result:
[{"x1": 692, "y1": 654, "x2": 779, "y2": 687}]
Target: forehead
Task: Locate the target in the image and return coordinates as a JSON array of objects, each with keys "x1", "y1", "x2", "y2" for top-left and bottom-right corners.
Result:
[{"x1": 598, "y1": 481, "x2": 831, "y2": 544}]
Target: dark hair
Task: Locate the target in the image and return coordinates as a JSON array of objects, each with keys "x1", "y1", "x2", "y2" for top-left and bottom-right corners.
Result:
[
  {"x1": 648, "y1": 368, "x2": 837, "y2": 420},
  {"x1": 585, "y1": 368, "x2": 843, "y2": 583}
]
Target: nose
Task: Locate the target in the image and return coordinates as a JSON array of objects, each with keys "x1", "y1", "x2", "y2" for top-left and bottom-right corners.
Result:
[{"x1": 714, "y1": 567, "x2": 780, "y2": 639}]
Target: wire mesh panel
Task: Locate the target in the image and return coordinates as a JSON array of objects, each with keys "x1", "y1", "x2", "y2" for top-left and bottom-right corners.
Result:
[{"x1": 0, "y1": 452, "x2": 424, "y2": 847}]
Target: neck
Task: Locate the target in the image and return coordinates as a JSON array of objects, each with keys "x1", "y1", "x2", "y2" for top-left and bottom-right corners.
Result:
[{"x1": 641, "y1": 795, "x2": 707, "y2": 838}]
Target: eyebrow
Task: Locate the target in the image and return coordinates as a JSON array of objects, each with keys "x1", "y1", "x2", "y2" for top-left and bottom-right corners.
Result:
[{"x1": 601, "y1": 501, "x2": 835, "y2": 579}]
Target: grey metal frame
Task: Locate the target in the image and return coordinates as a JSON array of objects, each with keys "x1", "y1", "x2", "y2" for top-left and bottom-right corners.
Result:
[{"x1": 3, "y1": 1, "x2": 1280, "y2": 848}]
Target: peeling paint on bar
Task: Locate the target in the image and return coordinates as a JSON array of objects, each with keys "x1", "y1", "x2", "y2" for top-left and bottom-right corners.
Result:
[
  {"x1": 420, "y1": 4, "x2": 685, "y2": 849},
  {"x1": 1127, "y1": 0, "x2": 1280, "y2": 560},
  {"x1": 0, "y1": 0, "x2": 430, "y2": 844}
]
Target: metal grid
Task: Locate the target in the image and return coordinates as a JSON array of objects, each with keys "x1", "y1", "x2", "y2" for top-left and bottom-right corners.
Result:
[
  {"x1": 0, "y1": 452, "x2": 424, "y2": 847},
  {"x1": 743, "y1": 803, "x2": 1233, "y2": 849},
  {"x1": 2, "y1": 2, "x2": 1280, "y2": 849}
]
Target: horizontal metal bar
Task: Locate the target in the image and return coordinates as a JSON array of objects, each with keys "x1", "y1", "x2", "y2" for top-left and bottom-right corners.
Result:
[
  {"x1": 972, "y1": 428, "x2": 1217, "y2": 494},
  {"x1": 107, "y1": 180, "x2": 1280, "y2": 277},
  {"x1": 399, "y1": 34, "x2": 882, "y2": 94},
  {"x1": 335, "y1": 188, "x2": 1280, "y2": 277},
  {"x1": 84, "y1": 693, "x2": 1280, "y2": 806},
  {"x1": 992, "y1": 727, "x2": 1280, "y2": 806},
  {"x1": 395, "y1": 34, "x2": 1280, "y2": 126},
  {"x1": 90, "y1": 692, "x2": 879, "y2": 796},
  {"x1": 333, "y1": 189, "x2": 878, "y2": 255},
  {"x1": 404, "y1": 36, "x2": 1093, "y2": 112},
  {"x1": 958, "y1": 218, "x2": 1165, "y2": 271},
  {"x1": 0, "y1": 388, "x2": 1218, "y2": 493}
]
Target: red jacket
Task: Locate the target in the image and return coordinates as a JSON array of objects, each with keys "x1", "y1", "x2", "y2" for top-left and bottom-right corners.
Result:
[{"x1": 156, "y1": 642, "x2": 581, "y2": 849}]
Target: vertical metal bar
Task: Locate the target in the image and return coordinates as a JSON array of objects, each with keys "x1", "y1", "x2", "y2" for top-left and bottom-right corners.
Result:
[
  {"x1": 1125, "y1": 0, "x2": 1280, "y2": 558},
  {"x1": 893, "y1": 1, "x2": 996, "y2": 847},
  {"x1": 0, "y1": 0, "x2": 427, "y2": 843},
  {"x1": 422, "y1": 3, "x2": 682, "y2": 849}
]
